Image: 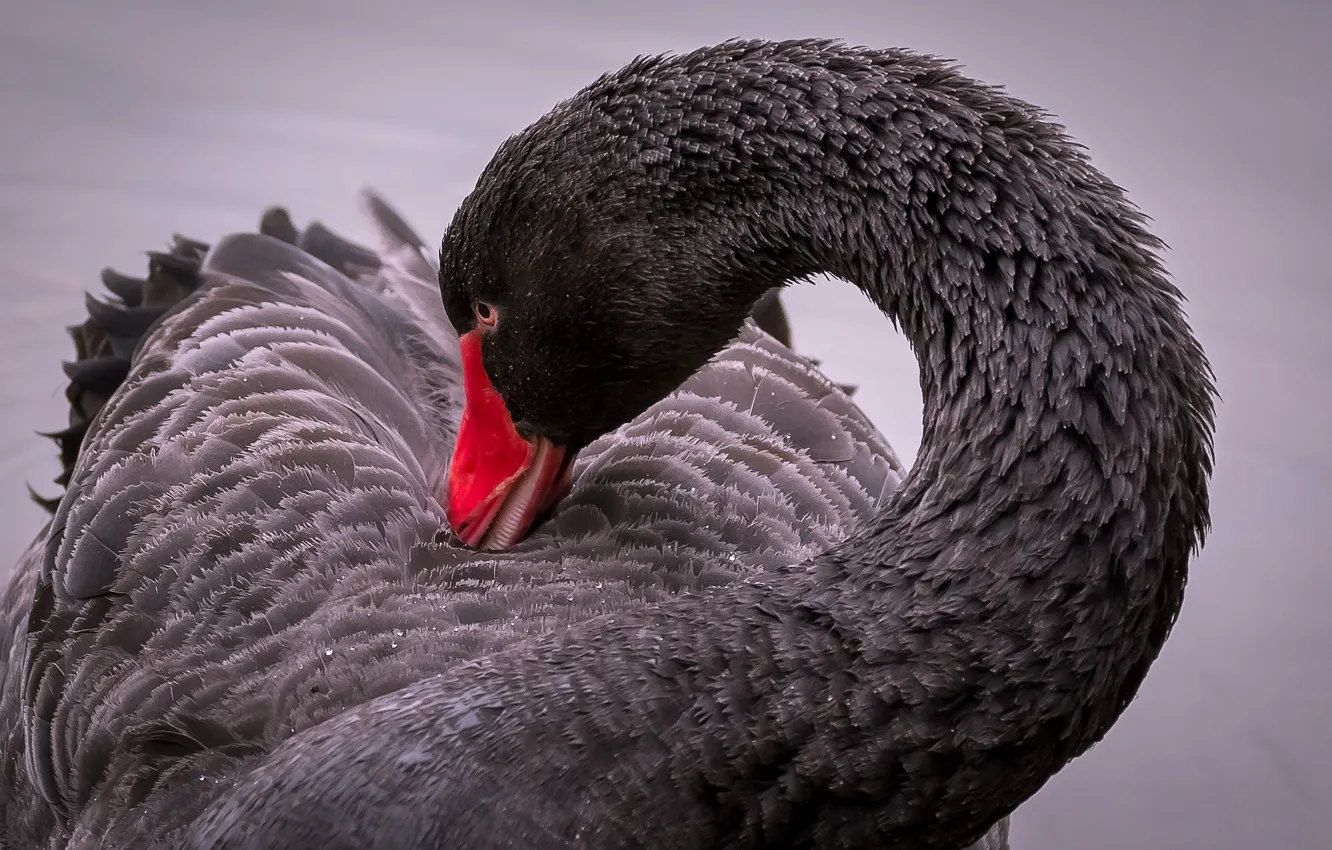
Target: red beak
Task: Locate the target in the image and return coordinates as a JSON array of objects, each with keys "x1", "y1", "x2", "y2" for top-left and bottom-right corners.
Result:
[{"x1": 445, "y1": 330, "x2": 572, "y2": 549}]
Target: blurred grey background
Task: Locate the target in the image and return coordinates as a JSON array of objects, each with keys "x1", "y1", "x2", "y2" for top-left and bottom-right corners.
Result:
[{"x1": 2, "y1": 1, "x2": 1328, "y2": 847}]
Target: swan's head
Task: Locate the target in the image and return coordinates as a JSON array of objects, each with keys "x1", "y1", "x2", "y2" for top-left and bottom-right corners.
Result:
[{"x1": 435, "y1": 113, "x2": 771, "y2": 549}]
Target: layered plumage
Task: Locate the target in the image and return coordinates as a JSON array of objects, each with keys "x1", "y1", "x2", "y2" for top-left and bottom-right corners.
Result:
[{"x1": 0, "y1": 191, "x2": 999, "y2": 847}]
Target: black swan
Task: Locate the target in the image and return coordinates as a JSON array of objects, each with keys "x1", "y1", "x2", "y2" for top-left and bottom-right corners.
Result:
[{"x1": 1, "y1": 37, "x2": 1215, "y2": 850}]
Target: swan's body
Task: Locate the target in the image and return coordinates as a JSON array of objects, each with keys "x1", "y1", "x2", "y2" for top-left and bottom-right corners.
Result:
[
  {"x1": 0, "y1": 197, "x2": 1003, "y2": 846},
  {"x1": 1, "y1": 38, "x2": 1214, "y2": 850}
]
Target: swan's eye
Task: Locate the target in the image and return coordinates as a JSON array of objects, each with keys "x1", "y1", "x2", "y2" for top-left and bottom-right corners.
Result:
[{"x1": 473, "y1": 301, "x2": 499, "y2": 329}]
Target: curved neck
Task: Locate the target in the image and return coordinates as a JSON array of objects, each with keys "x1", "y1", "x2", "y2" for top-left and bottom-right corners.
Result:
[{"x1": 584, "y1": 41, "x2": 1216, "y2": 831}]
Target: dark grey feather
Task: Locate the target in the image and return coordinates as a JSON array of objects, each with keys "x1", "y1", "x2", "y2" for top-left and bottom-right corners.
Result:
[{"x1": 0, "y1": 187, "x2": 944, "y2": 847}]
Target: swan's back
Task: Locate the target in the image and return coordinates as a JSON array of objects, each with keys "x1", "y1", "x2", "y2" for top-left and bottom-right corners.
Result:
[{"x1": 0, "y1": 199, "x2": 933, "y2": 846}]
